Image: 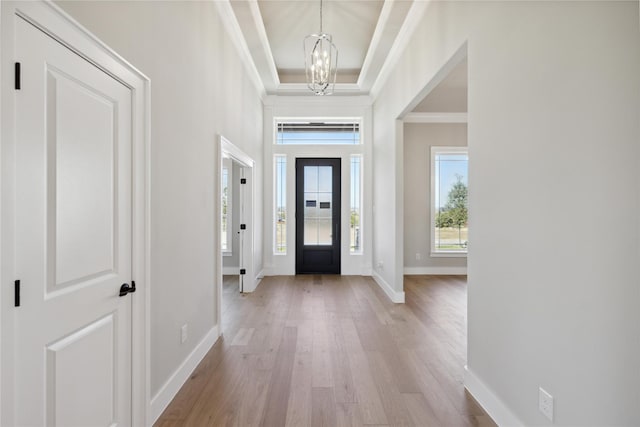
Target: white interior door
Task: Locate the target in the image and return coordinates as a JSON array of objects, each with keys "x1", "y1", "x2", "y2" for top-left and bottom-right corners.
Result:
[{"x1": 14, "y1": 16, "x2": 133, "y2": 427}]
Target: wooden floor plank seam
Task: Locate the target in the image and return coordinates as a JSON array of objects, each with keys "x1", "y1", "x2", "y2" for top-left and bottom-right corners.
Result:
[{"x1": 154, "y1": 275, "x2": 496, "y2": 427}]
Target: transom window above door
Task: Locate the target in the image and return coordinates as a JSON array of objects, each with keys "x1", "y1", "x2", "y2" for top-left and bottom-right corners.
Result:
[{"x1": 275, "y1": 120, "x2": 361, "y2": 145}]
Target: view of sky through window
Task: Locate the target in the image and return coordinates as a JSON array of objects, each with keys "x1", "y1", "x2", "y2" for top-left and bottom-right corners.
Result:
[{"x1": 434, "y1": 149, "x2": 468, "y2": 253}]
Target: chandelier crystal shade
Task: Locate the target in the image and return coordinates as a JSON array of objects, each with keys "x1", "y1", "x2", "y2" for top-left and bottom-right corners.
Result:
[{"x1": 304, "y1": 0, "x2": 338, "y2": 95}]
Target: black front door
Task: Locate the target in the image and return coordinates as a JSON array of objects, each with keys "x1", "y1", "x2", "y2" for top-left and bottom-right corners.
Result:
[{"x1": 296, "y1": 158, "x2": 341, "y2": 274}]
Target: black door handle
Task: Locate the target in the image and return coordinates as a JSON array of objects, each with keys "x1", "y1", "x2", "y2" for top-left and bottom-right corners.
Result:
[{"x1": 119, "y1": 282, "x2": 136, "y2": 297}]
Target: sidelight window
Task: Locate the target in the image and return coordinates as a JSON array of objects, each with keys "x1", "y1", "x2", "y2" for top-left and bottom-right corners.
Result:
[
  {"x1": 274, "y1": 155, "x2": 287, "y2": 254},
  {"x1": 350, "y1": 155, "x2": 362, "y2": 253}
]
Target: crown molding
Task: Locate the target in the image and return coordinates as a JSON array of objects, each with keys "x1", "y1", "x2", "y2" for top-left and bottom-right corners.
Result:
[
  {"x1": 213, "y1": 0, "x2": 267, "y2": 100},
  {"x1": 357, "y1": 0, "x2": 395, "y2": 88},
  {"x1": 247, "y1": 0, "x2": 280, "y2": 88},
  {"x1": 369, "y1": 0, "x2": 431, "y2": 101},
  {"x1": 273, "y1": 83, "x2": 363, "y2": 97},
  {"x1": 225, "y1": 0, "x2": 425, "y2": 98},
  {"x1": 263, "y1": 94, "x2": 373, "y2": 107}
]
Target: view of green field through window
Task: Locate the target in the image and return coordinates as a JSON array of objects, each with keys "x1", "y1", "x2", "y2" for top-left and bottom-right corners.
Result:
[{"x1": 434, "y1": 150, "x2": 468, "y2": 252}]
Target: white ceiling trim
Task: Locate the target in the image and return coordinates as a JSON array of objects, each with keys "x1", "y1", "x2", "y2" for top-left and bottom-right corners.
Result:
[
  {"x1": 227, "y1": 0, "x2": 429, "y2": 98},
  {"x1": 403, "y1": 112, "x2": 468, "y2": 123},
  {"x1": 356, "y1": 0, "x2": 395, "y2": 88},
  {"x1": 276, "y1": 82, "x2": 362, "y2": 95},
  {"x1": 247, "y1": 0, "x2": 280, "y2": 87},
  {"x1": 214, "y1": 0, "x2": 267, "y2": 100},
  {"x1": 369, "y1": 0, "x2": 431, "y2": 101},
  {"x1": 263, "y1": 94, "x2": 373, "y2": 107}
]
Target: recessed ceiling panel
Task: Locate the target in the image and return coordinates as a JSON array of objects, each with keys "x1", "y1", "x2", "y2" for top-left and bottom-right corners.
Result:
[{"x1": 258, "y1": 0, "x2": 384, "y2": 83}]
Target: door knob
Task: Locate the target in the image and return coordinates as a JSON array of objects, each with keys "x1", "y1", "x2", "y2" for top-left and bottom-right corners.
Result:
[{"x1": 119, "y1": 282, "x2": 136, "y2": 297}]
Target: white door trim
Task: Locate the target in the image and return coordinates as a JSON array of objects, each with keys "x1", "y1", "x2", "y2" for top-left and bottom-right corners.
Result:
[
  {"x1": 0, "y1": 2, "x2": 150, "y2": 426},
  {"x1": 216, "y1": 136, "x2": 256, "y2": 329}
]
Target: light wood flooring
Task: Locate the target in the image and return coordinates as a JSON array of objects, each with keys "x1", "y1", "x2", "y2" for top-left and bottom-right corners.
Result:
[{"x1": 154, "y1": 275, "x2": 496, "y2": 427}]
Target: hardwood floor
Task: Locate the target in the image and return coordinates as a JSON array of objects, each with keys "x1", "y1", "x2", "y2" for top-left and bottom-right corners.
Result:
[{"x1": 154, "y1": 275, "x2": 496, "y2": 427}]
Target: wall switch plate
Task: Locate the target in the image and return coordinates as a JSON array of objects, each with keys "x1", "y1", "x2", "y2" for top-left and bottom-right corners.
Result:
[
  {"x1": 181, "y1": 324, "x2": 188, "y2": 344},
  {"x1": 539, "y1": 387, "x2": 553, "y2": 421},
  {"x1": 415, "y1": 253, "x2": 422, "y2": 260}
]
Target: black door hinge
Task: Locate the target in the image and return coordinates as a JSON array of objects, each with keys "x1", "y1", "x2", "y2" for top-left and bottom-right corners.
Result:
[
  {"x1": 239, "y1": 269, "x2": 246, "y2": 275},
  {"x1": 240, "y1": 178, "x2": 246, "y2": 184},
  {"x1": 240, "y1": 224, "x2": 246, "y2": 230},
  {"x1": 15, "y1": 62, "x2": 21, "y2": 90},
  {"x1": 14, "y1": 280, "x2": 20, "y2": 307}
]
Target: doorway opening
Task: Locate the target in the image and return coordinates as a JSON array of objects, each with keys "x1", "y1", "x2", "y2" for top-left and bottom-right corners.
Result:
[
  {"x1": 216, "y1": 136, "x2": 255, "y2": 331},
  {"x1": 295, "y1": 158, "x2": 341, "y2": 274}
]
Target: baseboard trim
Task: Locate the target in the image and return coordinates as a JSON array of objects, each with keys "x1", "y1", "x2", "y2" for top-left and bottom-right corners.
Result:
[
  {"x1": 150, "y1": 325, "x2": 221, "y2": 424},
  {"x1": 222, "y1": 266, "x2": 239, "y2": 275},
  {"x1": 371, "y1": 271, "x2": 405, "y2": 303},
  {"x1": 464, "y1": 366, "x2": 524, "y2": 427},
  {"x1": 404, "y1": 266, "x2": 467, "y2": 275},
  {"x1": 242, "y1": 269, "x2": 264, "y2": 293}
]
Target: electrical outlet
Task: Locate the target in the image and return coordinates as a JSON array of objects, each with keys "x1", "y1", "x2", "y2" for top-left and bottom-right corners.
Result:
[
  {"x1": 415, "y1": 253, "x2": 422, "y2": 260},
  {"x1": 181, "y1": 324, "x2": 188, "y2": 344},
  {"x1": 377, "y1": 261, "x2": 384, "y2": 270},
  {"x1": 539, "y1": 387, "x2": 553, "y2": 421}
]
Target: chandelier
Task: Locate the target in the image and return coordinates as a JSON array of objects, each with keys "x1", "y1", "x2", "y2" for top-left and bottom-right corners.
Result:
[{"x1": 303, "y1": 0, "x2": 338, "y2": 95}]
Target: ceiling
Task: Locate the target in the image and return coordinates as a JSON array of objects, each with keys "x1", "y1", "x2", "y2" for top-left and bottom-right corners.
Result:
[
  {"x1": 412, "y1": 58, "x2": 468, "y2": 113},
  {"x1": 229, "y1": 0, "x2": 414, "y2": 96},
  {"x1": 259, "y1": 1, "x2": 383, "y2": 81},
  {"x1": 227, "y1": 0, "x2": 468, "y2": 106}
]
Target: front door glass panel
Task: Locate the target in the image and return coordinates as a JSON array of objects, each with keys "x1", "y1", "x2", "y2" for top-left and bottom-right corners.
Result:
[{"x1": 304, "y1": 166, "x2": 333, "y2": 245}]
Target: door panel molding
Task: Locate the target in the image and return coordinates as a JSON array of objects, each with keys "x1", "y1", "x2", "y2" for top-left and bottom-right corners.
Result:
[{"x1": 0, "y1": 2, "x2": 150, "y2": 426}]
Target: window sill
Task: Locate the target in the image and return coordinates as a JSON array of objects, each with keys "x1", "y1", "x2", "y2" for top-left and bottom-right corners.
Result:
[
  {"x1": 430, "y1": 252, "x2": 467, "y2": 258},
  {"x1": 223, "y1": 251, "x2": 232, "y2": 257}
]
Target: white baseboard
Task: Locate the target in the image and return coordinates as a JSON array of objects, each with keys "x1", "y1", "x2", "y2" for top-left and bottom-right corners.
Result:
[
  {"x1": 464, "y1": 366, "x2": 524, "y2": 426},
  {"x1": 404, "y1": 266, "x2": 467, "y2": 275},
  {"x1": 150, "y1": 325, "x2": 221, "y2": 424},
  {"x1": 242, "y1": 270, "x2": 264, "y2": 293},
  {"x1": 251, "y1": 270, "x2": 264, "y2": 291},
  {"x1": 371, "y1": 271, "x2": 405, "y2": 303},
  {"x1": 222, "y1": 266, "x2": 239, "y2": 275}
]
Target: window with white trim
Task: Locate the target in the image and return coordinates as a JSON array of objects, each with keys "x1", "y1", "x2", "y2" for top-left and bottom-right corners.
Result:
[
  {"x1": 350, "y1": 155, "x2": 362, "y2": 253},
  {"x1": 431, "y1": 147, "x2": 468, "y2": 255},
  {"x1": 274, "y1": 155, "x2": 287, "y2": 254},
  {"x1": 221, "y1": 158, "x2": 232, "y2": 254},
  {"x1": 276, "y1": 120, "x2": 360, "y2": 145}
]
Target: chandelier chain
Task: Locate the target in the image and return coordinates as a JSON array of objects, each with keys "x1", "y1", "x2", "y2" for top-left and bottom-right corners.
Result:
[{"x1": 320, "y1": 0, "x2": 323, "y2": 33}]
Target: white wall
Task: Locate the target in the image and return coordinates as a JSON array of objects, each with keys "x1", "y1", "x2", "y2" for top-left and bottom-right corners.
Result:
[
  {"x1": 374, "y1": 1, "x2": 640, "y2": 424},
  {"x1": 56, "y1": 0, "x2": 264, "y2": 401},
  {"x1": 403, "y1": 123, "x2": 467, "y2": 273}
]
